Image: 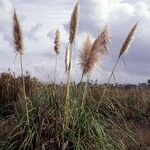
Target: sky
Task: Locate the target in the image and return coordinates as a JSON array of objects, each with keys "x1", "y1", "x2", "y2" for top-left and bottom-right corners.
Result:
[{"x1": 0, "y1": 0, "x2": 149, "y2": 84}]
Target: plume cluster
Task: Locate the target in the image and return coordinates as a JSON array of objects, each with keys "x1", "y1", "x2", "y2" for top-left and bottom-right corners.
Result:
[
  {"x1": 13, "y1": 9, "x2": 24, "y2": 55},
  {"x1": 119, "y1": 22, "x2": 139, "y2": 58},
  {"x1": 54, "y1": 29, "x2": 61, "y2": 55},
  {"x1": 69, "y1": 2, "x2": 80, "y2": 44},
  {"x1": 80, "y1": 26, "x2": 111, "y2": 77}
]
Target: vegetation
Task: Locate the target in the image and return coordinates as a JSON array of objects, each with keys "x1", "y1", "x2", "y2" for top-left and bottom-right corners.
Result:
[
  {"x1": 0, "y1": 72, "x2": 150, "y2": 150},
  {"x1": 0, "y1": 1, "x2": 149, "y2": 150}
]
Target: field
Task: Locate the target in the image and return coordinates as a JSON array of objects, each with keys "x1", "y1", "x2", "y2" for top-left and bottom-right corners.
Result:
[{"x1": 0, "y1": 72, "x2": 150, "y2": 150}]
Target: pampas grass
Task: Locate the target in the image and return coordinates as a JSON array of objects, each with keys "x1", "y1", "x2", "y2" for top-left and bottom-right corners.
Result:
[
  {"x1": 13, "y1": 9, "x2": 25, "y2": 98},
  {"x1": 54, "y1": 28, "x2": 61, "y2": 85},
  {"x1": 54, "y1": 28, "x2": 61, "y2": 55},
  {"x1": 80, "y1": 26, "x2": 111, "y2": 80},
  {"x1": 69, "y1": 1, "x2": 80, "y2": 44},
  {"x1": 92, "y1": 25, "x2": 111, "y2": 56},
  {"x1": 13, "y1": 9, "x2": 30, "y2": 126},
  {"x1": 65, "y1": 1, "x2": 80, "y2": 72},
  {"x1": 80, "y1": 26, "x2": 111, "y2": 113},
  {"x1": 96, "y1": 22, "x2": 139, "y2": 111},
  {"x1": 108, "y1": 22, "x2": 139, "y2": 83},
  {"x1": 0, "y1": 4, "x2": 143, "y2": 149},
  {"x1": 118, "y1": 22, "x2": 139, "y2": 57},
  {"x1": 64, "y1": 2, "x2": 80, "y2": 127},
  {"x1": 80, "y1": 35, "x2": 94, "y2": 79},
  {"x1": 13, "y1": 10, "x2": 24, "y2": 55}
]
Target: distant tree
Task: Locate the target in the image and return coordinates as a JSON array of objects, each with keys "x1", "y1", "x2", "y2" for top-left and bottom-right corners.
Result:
[{"x1": 148, "y1": 79, "x2": 150, "y2": 85}]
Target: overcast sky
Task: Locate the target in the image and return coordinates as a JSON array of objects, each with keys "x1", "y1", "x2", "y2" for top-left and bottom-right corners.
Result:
[{"x1": 0, "y1": 0, "x2": 149, "y2": 84}]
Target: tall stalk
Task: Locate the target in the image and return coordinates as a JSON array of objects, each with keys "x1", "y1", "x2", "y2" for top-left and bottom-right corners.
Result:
[
  {"x1": 64, "y1": 43, "x2": 73, "y2": 126},
  {"x1": 81, "y1": 74, "x2": 90, "y2": 114},
  {"x1": 96, "y1": 56, "x2": 120, "y2": 111},
  {"x1": 66, "y1": 43, "x2": 73, "y2": 100},
  {"x1": 20, "y1": 54, "x2": 29, "y2": 126},
  {"x1": 54, "y1": 54, "x2": 58, "y2": 86},
  {"x1": 20, "y1": 55, "x2": 26, "y2": 99}
]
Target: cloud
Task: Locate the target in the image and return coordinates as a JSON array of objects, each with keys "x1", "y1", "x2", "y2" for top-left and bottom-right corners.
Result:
[
  {"x1": 25, "y1": 23, "x2": 42, "y2": 41},
  {"x1": 0, "y1": 0, "x2": 13, "y2": 44},
  {"x1": 0, "y1": 0, "x2": 149, "y2": 83}
]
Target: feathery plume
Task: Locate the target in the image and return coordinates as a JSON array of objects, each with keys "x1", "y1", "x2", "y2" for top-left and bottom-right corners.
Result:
[
  {"x1": 80, "y1": 26, "x2": 111, "y2": 77},
  {"x1": 13, "y1": 9, "x2": 24, "y2": 55},
  {"x1": 69, "y1": 1, "x2": 80, "y2": 44},
  {"x1": 92, "y1": 25, "x2": 111, "y2": 56},
  {"x1": 80, "y1": 35, "x2": 95, "y2": 76},
  {"x1": 119, "y1": 22, "x2": 139, "y2": 58},
  {"x1": 65, "y1": 2, "x2": 80, "y2": 72},
  {"x1": 106, "y1": 22, "x2": 139, "y2": 85},
  {"x1": 54, "y1": 28, "x2": 61, "y2": 55}
]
